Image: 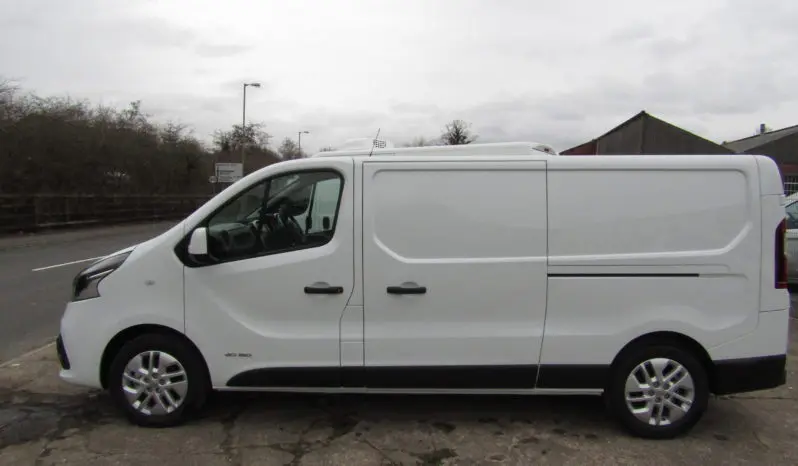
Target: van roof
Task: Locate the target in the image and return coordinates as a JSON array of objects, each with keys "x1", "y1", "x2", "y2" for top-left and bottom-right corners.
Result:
[{"x1": 310, "y1": 142, "x2": 559, "y2": 158}]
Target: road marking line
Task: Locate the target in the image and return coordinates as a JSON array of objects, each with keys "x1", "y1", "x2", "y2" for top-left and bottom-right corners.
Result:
[
  {"x1": 0, "y1": 341, "x2": 56, "y2": 368},
  {"x1": 32, "y1": 256, "x2": 105, "y2": 272}
]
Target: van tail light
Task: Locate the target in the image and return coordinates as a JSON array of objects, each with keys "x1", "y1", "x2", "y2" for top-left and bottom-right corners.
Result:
[{"x1": 776, "y1": 219, "x2": 788, "y2": 289}]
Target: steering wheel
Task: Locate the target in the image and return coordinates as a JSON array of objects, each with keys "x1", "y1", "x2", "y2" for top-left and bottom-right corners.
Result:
[
  {"x1": 213, "y1": 229, "x2": 233, "y2": 255},
  {"x1": 278, "y1": 206, "x2": 306, "y2": 245},
  {"x1": 248, "y1": 216, "x2": 275, "y2": 248}
]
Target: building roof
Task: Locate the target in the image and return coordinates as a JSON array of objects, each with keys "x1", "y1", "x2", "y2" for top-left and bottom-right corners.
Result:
[
  {"x1": 561, "y1": 110, "x2": 732, "y2": 155},
  {"x1": 723, "y1": 124, "x2": 798, "y2": 153},
  {"x1": 560, "y1": 139, "x2": 597, "y2": 155},
  {"x1": 603, "y1": 111, "x2": 730, "y2": 148}
]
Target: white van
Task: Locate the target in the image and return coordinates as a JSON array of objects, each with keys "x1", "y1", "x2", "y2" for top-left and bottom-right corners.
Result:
[{"x1": 57, "y1": 142, "x2": 790, "y2": 439}]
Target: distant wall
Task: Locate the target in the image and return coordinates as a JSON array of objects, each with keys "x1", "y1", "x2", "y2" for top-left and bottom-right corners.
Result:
[{"x1": 0, "y1": 194, "x2": 211, "y2": 234}]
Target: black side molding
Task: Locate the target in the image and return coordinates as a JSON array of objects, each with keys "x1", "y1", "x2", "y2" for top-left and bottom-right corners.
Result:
[
  {"x1": 224, "y1": 357, "x2": 787, "y2": 394},
  {"x1": 355, "y1": 365, "x2": 537, "y2": 389},
  {"x1": 712, "y1": 354, "x2": 786, "y2": 395},
  {"x1": 227, "y1": 367, "x2": 341, "y2": 387},
  {"x1": 226, "y1": 365, "x2": 604, "y2": 389},
  {"x1": 536, "y1": 365, "x2": 609, "y2": 389}
]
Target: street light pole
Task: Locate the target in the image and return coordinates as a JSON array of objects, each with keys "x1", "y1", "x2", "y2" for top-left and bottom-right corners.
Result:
[
  {"x1": 298, "y1": 130, "x2": 310, "y2": 155},
  {"x1": 241, "y1": 82, "x2": 261, "y2": 174}
]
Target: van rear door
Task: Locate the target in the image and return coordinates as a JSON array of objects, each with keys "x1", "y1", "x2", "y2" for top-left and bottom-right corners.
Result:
[{"x1": 360, "y1": 159, "x2": 548, "y2": 388}]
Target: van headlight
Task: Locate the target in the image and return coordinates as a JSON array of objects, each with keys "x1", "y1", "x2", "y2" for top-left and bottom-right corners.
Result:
[{"x1": 71, "y1": 252, "x2": 131, "y2": 301}]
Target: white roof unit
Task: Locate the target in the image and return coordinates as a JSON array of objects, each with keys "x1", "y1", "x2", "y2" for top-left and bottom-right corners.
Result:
[
  {"x1": 311, "y1": 141, "x2": 559, "y2": 158},
  {"x1": 335, "y1": 138, "x2": 395, "y2": 151}
]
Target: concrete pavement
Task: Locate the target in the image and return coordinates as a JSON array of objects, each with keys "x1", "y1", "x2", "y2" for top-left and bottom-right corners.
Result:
[
  {"x1": 1, "y1": 320, "x2": 797, "y2": 464},
  {"x1": 0, "y1": 222, "x2": 176, "y2": 362}
]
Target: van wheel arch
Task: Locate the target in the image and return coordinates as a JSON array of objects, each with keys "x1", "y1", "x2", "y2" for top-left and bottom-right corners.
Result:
[
  {"x1": 100, "y1": 324, "x2": 211, "y2": 393},
  {"x1": 610, "y1": 331, "x2": 716, "y2": 391}
]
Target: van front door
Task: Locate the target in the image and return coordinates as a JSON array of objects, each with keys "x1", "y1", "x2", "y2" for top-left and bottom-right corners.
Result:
[
  {"x1": 183, "y1": 158, "x2": 354, "y2": 389},
  {"x1": 361, "y1": 159, "x2": 548, "y2": 389}
]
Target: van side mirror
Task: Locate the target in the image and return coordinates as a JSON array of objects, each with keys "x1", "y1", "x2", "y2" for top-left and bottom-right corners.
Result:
[
  {"x1": 322, "y1": 216, "x2": 330, "y2": 230},
  {"x1": 188, "y1": 227, "x2": 209, "y2": 256}
]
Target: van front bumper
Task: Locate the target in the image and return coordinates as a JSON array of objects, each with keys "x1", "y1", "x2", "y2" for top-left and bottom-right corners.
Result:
[
  {"x1": 57, "y1": 300, "x2": 108, "y2": 389},
  {"x1": 712, "y1": 354, "x2": 786, "y2": 395}
]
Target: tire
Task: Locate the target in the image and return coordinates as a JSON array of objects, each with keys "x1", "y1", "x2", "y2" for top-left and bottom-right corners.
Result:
[
  {"x1": 107, "y1": 333, "x2": 210, "y2": 427},
  {"x1": 606, "y1": 342, "x2": 709, "y2": 439}
]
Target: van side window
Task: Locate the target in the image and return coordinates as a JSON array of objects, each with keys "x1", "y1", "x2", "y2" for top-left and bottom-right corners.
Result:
[
  {"x1": 204, "y1": 170, "x2": 343, "y2": 263},
  {"x1": 306, "y1": 178, "x2": 342, "y2": 234},
  {"x1": 787, "y1": 201, "x2": 798, "y2": 229}
]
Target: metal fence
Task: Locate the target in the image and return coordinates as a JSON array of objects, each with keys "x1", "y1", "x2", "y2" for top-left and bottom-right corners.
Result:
[
  {"x1": 0, "y1": 194, "x2": 212, "y2": 234},
  {"x1": 785, "y1": 176, "x2": 798, "y2": 196}
]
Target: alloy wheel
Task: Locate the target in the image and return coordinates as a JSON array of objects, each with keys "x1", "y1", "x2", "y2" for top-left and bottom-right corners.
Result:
[
  {"x1": 121, "y1": 350, "x2": 189, "y2": 416},
  {"x1": 624, "y1": 357, "x2": 695, "y2": 426}
]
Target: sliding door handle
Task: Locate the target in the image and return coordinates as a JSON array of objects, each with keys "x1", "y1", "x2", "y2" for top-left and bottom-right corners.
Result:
[
  {"x1": 387, "y1": 284, "x2": 427, "y2": 295},
  {"x1": 304, "y1": 284, "x2": 344, "y2": 294}
]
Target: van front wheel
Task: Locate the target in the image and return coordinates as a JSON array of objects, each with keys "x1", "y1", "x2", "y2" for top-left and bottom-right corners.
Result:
[
  {"x1": 107, "y1": 333, "x2": 208, "y2": 427},
  {"x1": 607, "y1": 344, "x2": 709, "y2": 439}
]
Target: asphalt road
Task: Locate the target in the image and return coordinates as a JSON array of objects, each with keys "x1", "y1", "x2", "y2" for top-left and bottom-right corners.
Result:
[{"x1": 0, "y1": 222, "x2": 176, "y2": 363}]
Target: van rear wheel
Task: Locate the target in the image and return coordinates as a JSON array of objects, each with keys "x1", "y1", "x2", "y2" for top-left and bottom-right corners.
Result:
[
  {"x1": 107, "y1": 333, "x2": 208, "y2": 427},
  {"x1": 607, "y1": 343, "x2": 709, "y2": 439}
]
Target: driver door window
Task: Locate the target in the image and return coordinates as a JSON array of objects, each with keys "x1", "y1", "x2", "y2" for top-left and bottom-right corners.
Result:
[
  {"x1": 205, "y1": 170, "x2": 343, "y2": 262},
  {"x1": 307, "y1": 178, "x2": 342, "y2": 234}
]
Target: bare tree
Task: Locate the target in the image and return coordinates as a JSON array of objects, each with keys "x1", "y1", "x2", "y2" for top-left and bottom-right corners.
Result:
[
  {"x1": 0, "y1": 79, "x2": 285, "y2": 195},
  {"x1": 440, "y1": 119, "x2": 477, "y2": 145},
  {"x1": 0, "y1": 79, "x2": 18, "y2": 132},
  {"x1": 213, "y1": 122, "x2": 279, "y2": 174},
  {"x1": 0, "y1": 80, "x2": 217, "y2": 195},
  {"x1": 0, "y1": 79, "x2": 16, "y2": 107},
  {"x1": 278, "y1": 137, "x2": 304, "y2": 160},
  {"x1": 213, "y1": 122, "x2": 273, "y2": 153}
]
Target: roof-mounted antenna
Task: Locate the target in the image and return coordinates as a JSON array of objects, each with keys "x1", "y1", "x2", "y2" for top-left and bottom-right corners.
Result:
[{"x1": 368, "y1": 128, "x2": 381, "y2": 157}]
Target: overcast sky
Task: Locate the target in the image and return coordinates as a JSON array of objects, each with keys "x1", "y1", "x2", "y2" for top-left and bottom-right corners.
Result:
[{"x1": 1, "y1": 0, "x2": 796, "y2": 152}]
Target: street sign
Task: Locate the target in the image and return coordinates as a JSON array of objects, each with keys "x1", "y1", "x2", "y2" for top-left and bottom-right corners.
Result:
[{"x1": 214, "y1": 163, "x2": 243, "y2": 183}]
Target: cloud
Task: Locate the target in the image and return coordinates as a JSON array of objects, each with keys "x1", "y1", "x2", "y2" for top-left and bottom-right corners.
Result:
[
  {"x1": 606, "y1": 23, "x2": 654, "y2": 43},
  {"x1": 195, "y1": 44, "x2": 253, "y2": 58},
  {"x1": 1, "y1": 0, "x2": 797, "y2": 153}
]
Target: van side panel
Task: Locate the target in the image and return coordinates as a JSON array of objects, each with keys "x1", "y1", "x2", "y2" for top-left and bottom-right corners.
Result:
[{"x1": 539, "y1": 156, "x2": 762, "y2": 387}]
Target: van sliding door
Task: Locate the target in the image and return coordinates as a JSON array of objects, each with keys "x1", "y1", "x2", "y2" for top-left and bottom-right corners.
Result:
[{"x1": 360, "y1": 160, "x2": 548, "y2": 389}]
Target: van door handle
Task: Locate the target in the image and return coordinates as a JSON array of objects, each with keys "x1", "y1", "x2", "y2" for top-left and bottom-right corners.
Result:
[
  {"x1": 387, "y1": 285, "x2": 427, "y2": 295},
  {"x1": 304, "y1": 284, "x2": 344, "y2": 294}
]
